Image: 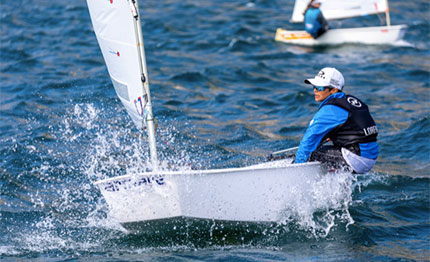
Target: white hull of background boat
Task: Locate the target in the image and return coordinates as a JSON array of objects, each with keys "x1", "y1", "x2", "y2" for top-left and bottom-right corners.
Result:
[
  {"x1": 94, "y1": 160, "x2": 323, "y2": 225},
  {"x1": 275, "y1": 25, "x2": 406, "y2": 46}
]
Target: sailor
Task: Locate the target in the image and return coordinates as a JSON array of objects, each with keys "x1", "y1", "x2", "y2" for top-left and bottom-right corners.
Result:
[
  {"x1": 294, "y1": 67, "x2": 379, "y2": 173},
  {"x1": 303, "y1": 0, "x2": 329, "y2": 39}
]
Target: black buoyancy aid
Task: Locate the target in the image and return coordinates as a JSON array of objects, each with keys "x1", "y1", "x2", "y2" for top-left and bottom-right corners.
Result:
[{"x1": 323, "y1": 94, "x2": 378, "y2": 146}]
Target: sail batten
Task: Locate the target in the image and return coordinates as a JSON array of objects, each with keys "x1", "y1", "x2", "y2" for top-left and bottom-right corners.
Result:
[{"x1": 291, "y1": 0, "x2": 388, "y2": 23}]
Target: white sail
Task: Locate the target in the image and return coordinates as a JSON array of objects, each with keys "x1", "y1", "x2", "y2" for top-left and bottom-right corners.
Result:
[
  {"x1": 87, "y1": 0, "x2": 158, "y2": 168},
  {"x1": 86, "y1": 0, "x2": 148, "y2": 129},
  {"x1": 291, "y1": 0, "x2": 389, "y2": 23}
]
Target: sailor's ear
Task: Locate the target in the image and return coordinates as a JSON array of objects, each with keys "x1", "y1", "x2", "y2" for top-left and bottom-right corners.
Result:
[{"x1": 330, "y1": 88, "x2": 339, "y2": 94}]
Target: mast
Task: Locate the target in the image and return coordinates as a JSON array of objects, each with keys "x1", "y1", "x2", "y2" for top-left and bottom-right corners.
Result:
[
  {"x1": 384, "y1": 0, "x2": 391, "y2": 26},
  {"x1": 129, "y1": 0, "x2": 158, "y2": 169}
]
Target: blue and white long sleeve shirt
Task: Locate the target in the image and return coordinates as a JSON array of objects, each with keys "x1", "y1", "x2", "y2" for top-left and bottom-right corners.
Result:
[{"x1": 294, "y1": 92, "x2": 378, "y2": 163}]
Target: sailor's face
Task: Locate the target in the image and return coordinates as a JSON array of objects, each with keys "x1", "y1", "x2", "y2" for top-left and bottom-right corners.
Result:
[{"x1": 313, "y1": 87, "x2": 332, "y2": 102}]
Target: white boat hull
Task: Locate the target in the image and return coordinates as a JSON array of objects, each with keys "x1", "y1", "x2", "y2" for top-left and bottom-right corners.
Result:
[
  {"x1": 94, "y1": 160, "x2": 324, "y2": 227},
  {"x1": 275, "y1": 25, "x2": 406, "y2": 46}
]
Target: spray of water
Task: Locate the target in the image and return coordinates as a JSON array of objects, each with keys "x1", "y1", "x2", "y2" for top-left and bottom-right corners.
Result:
[{"x1": 278, "y1": 170, "x2": 356, "y2": 238}]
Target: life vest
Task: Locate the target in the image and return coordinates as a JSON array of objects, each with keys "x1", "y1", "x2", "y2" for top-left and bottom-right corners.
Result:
[
  {"x1": 304, "y1": 8, "x2": 322, "y2": 37},
  {"x1": 322, "y1": 95, "x2": 378, "y2": 146}
]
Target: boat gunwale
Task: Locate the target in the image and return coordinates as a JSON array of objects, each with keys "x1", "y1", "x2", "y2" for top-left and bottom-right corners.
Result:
[{"x1": 93, "y1": 161, "x2": 321, "y2": 185}]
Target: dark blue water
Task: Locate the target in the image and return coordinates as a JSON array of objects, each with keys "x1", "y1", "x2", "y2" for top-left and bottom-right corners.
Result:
[{"x1": 1, "y1": 0, "x2": 429, "y2": 261}]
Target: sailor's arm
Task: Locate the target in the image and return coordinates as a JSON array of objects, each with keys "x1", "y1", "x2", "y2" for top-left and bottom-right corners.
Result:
[{"x1": 294, "y1": 105, "x2": 348, "y2": 163}]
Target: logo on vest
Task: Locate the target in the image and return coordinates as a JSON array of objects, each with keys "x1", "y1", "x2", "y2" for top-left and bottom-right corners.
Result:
[
  {"x1": 363, "y1": 125, "x2": 378, "y2": 136},
  {"x1": 347, "y1": 97, "x2": 362, "y2": 107}
]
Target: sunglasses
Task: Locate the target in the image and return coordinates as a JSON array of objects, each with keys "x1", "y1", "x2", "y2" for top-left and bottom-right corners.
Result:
[{"x1": 313, "y1": 86, "x2": 330, "y2": 91}]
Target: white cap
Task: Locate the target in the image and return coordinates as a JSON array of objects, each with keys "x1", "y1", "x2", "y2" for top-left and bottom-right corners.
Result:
[
  {"x1": 312, "y1": 0, "x2": 322, "y2": 5},
  {"x1": 304, "y1": 67, "x2": 345, "y2": 90}
]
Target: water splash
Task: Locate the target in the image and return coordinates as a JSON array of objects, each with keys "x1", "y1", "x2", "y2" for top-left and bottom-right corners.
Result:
[{"x1": 277, "y1": 170, "x2": 355, "y2": 238}]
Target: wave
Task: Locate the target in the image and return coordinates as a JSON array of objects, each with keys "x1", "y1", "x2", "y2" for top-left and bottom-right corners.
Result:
[{"x1": 381, "y1": 117, "x2": 430, "y2": 177}]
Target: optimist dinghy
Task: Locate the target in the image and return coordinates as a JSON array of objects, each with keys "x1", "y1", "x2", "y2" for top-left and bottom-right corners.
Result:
[
  {"x1": 86, "y1": 0, "x2": 324, "y2": 230},
  {"x1": 275, "y1": 0, "x2": 406, "y2": 46}
]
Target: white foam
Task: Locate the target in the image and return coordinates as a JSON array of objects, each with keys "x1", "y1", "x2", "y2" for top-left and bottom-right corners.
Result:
[{"x1": 278, "y1": 170, "x2": 355, "y2": 237}]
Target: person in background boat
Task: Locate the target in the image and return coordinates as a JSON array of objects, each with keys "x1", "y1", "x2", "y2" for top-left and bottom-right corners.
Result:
[
  {"x1": 294, "y1": 67, "x2": 379, "y2": 174},
  {"x1": 303, "y1": 0, "x2": 329, "y2": 39}
]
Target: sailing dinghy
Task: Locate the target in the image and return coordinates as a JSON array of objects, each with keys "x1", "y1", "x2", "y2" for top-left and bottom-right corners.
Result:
[
  {"x1": 86, "y1": 0, "x2": 325, "y2": 230},
  {"x1": 275, "y1": 0, "x2": 406, "y2": 46}
]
